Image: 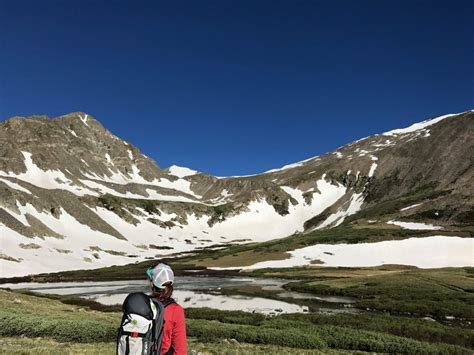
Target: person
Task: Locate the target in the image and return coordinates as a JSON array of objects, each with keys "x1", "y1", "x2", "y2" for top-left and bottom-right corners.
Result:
[{"x1": 146, "y1": 263, "x2": 187, "y2": 355}]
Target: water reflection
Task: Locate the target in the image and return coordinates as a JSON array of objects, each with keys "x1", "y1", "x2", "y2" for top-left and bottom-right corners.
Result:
[
  {"x1": 93, "y1": 290, "x2": 307, "y2": 314},
  {"x1": 3, "y1": 276, "x2": 356, "y2": 315}
]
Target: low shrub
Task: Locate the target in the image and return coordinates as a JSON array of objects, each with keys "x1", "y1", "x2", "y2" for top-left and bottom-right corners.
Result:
[
  {"x1": 186, "y1": 307, "x2": 266, "y2": 325},
  {"x1": 282, "y1": 312, "x2": 474, "y2": 349},
  {"x1": 0, "y1": 311, "x2": 116, "y2": 343},
  {"x1": 187, "y1": 319, "x2": 327, "y2": 349},
  {"x1": 260, "y1": 318, "x2": 469, "y2": 354}
]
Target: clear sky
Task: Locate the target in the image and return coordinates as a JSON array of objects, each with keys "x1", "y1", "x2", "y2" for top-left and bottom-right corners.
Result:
[{"x1": 1, "y1": 1, "x2": 473, "y2": 176}]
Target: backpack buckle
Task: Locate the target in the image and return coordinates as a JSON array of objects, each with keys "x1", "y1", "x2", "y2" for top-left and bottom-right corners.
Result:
[{"x1": 131, "y1": 331, "x2": 139, "y2": 337}]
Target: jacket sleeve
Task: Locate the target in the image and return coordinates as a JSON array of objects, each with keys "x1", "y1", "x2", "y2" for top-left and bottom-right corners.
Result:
[{"x1": 172, "y1": 305, "x2": 187, "y2": 355}]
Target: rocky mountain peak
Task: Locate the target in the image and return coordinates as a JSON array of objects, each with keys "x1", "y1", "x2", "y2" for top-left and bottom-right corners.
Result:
[{"x1": 0, "y1": 110, "x2": 472, "y2": 277}]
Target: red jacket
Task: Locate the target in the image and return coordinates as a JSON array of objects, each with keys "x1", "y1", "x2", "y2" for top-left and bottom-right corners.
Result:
[{"x1": 161, "y1": 302, "x2": 187, "y2": 355}]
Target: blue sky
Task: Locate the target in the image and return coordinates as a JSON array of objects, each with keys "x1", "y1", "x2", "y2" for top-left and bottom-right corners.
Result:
[{"x1": 1, "y1": 1, "x2": 473, "y2": 176}]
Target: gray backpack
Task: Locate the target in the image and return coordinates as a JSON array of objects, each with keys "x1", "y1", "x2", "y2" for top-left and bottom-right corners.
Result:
[{"x1": 116, "y1": 292, "x2": 165, "y2": 355}]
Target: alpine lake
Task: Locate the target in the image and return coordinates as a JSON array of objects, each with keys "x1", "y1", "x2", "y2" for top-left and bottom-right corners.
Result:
[{"x1": 3, "y1": 275, "x2": 358, "y2": 316}]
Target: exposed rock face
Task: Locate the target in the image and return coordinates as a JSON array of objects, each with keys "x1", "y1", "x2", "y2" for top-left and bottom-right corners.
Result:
[{"x1": 1, "y1": 110, "x2": 473, "y2": 276}]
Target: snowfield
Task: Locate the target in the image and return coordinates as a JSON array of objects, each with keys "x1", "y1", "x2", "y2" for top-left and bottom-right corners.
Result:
[
  {"x1": 0, "y1": 152, "x2": 96, "y2": 196},
  {"x1": 0, "y1": 175, "x2": 354, "y2": 277},
  {"x1": 223, "y1": 236, "x2": 474, "y2": 270},
  {"x1": 0, "y1": 150, "x2": 202, "y2": 202},
  {"x1": 0, "y1": 157, "x2": 382, "y2": 277}
]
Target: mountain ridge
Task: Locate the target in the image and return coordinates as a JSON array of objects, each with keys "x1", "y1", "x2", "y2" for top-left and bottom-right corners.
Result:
[
  {"x1": 1, "y1": 110, "x2": 473, "y2": 276},
  {"x1": 4, "y1": 109, "x2": 471, "y2": 177}
]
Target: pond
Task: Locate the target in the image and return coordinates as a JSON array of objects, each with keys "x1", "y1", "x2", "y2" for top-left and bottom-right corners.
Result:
[{"x1": 3, "y1": 275, "x2": 358, "y2": 316}]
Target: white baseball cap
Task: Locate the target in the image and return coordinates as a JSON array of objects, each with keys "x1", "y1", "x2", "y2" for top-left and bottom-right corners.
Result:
[{"x1": 146, "y1": 263, "x2": 174, "y2": 289}]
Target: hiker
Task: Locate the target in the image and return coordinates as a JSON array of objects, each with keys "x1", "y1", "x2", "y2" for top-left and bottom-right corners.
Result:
[
  {"x1": 117, "y1": 263, "x2": 187, "y2": 355},
  {"x1": 147, "y1": 263, "x2": 187, "y2": 355}
]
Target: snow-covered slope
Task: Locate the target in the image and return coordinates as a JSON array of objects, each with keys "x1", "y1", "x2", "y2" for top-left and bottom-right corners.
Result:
[
  {"x1": 0, "y1": 110, "x2": 473, "y2": 276},
  {"x1": 221, "y1": 236, "x2": 474, "y2": 270}
]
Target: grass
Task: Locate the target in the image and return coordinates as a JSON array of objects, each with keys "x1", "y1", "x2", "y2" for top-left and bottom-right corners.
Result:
[
  {"x1": 0, "y1": 289, "x2": 472, "y2": 353},
  {"x1": 253, "y1": 267, "x2": 474, "y2": 320},
  {"x1": 195, "y1": 249, "x2": 290, "y2": 268},
  {"x1": 0, "y1": 337, "x2": 114, "y2": 355},
  {"x1": 0, "y1": 337, "x2": 357, "y2": 354},
  {"x1": 244, "y1": 264, "x2": 416, "y2": 280}
]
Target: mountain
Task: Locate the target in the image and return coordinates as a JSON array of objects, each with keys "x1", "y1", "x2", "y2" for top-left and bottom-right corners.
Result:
[{"x1": 1, "y1": 110, "x2": 473, "y2": 276}]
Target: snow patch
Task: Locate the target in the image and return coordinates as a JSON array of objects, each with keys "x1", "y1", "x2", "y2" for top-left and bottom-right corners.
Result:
[
  {"x1": 80, "y1": 114, "x2": 89, "y2": 126},
  {"x1": 152, "y1": 177, "x2": 200, "y2": 198},
  {"x1": 3, "y1": 203, "x2": 31, "y2": 226},
  {"x1": 387, "y1": 220, "x2": 443, "y2": 230},
  {"x1": 82, "y1": 165, "x2": 202, "y2": 199},
  {"x1": 0, "y1": 152, "x2": 95, "y2": 196},
  {"x1": 220, "y1": 189, "x2": 232, "y2": 198},
  {"x1": 264, "y1": 159, "x2": 314, "y2": 173},
  {"x1": 235, "y1": 236, "x2": 474, "y2": 269},
  {"x1": 79, "y1": 179, "x2": 143, "y2": 199},
  {"x1": 368, "y1": 162, "x2": 377, "y2": 177},
  {"x1": 145, "y1": 189, "x2": 198, "y2": 203},
  {"x1": 80, "y1": 159, "x2": 90, "y2": 167},
  {"x1": 316, "y1": 192, "x2": 364, "y2": 229},
  {"x1": 78, "y1": 179, "x2": 198, "y2": 202},
  {"x1": 400, "y1": 203, "x2": 423, "y2": 211},
  {"x1": 217, "y1": 156, "x2": 320, "y2": 178},
  {"x1": 0, "y1": 178, "x2": 32, "y2": 194},
  {"x1": 0, "y1": 204, "x2": 156, "y2": 277},
  {"x1": 280, "y1": 186, "x2": 303, "y2": 201},
  {"x1": 168, "y1": 165, "x2": 198, "y2": 178},
  {"x1": 383, "y1": 113, "x2": 459, "y2": 136}
]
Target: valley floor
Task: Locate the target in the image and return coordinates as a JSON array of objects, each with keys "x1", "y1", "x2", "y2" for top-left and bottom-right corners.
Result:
[
  {"x1": 0, "y1": 337, "x2": 355, "y2": 354},
  {"x1": 1, "y1": 228, "x2": 473, "y2": 353},
  {"x1": 1, "y1": 266, "x2": 473, "y2": 354}
]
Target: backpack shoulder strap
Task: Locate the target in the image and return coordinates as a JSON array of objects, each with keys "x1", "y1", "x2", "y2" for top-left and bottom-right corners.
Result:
[
  {"x1": 150, "y1": 298, "x2": 165, "y2": 355},
  {"x1": 116, "y1": 312, "x2": 128, "y2": 355},
  {"x1": 161, "y1": 298, "x2": 176, "y2": 308}
]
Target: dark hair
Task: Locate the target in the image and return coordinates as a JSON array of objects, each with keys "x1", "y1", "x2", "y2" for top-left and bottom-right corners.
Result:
[{"x1": 151, "y1": 281, "x2": 173, "y2": 301}]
